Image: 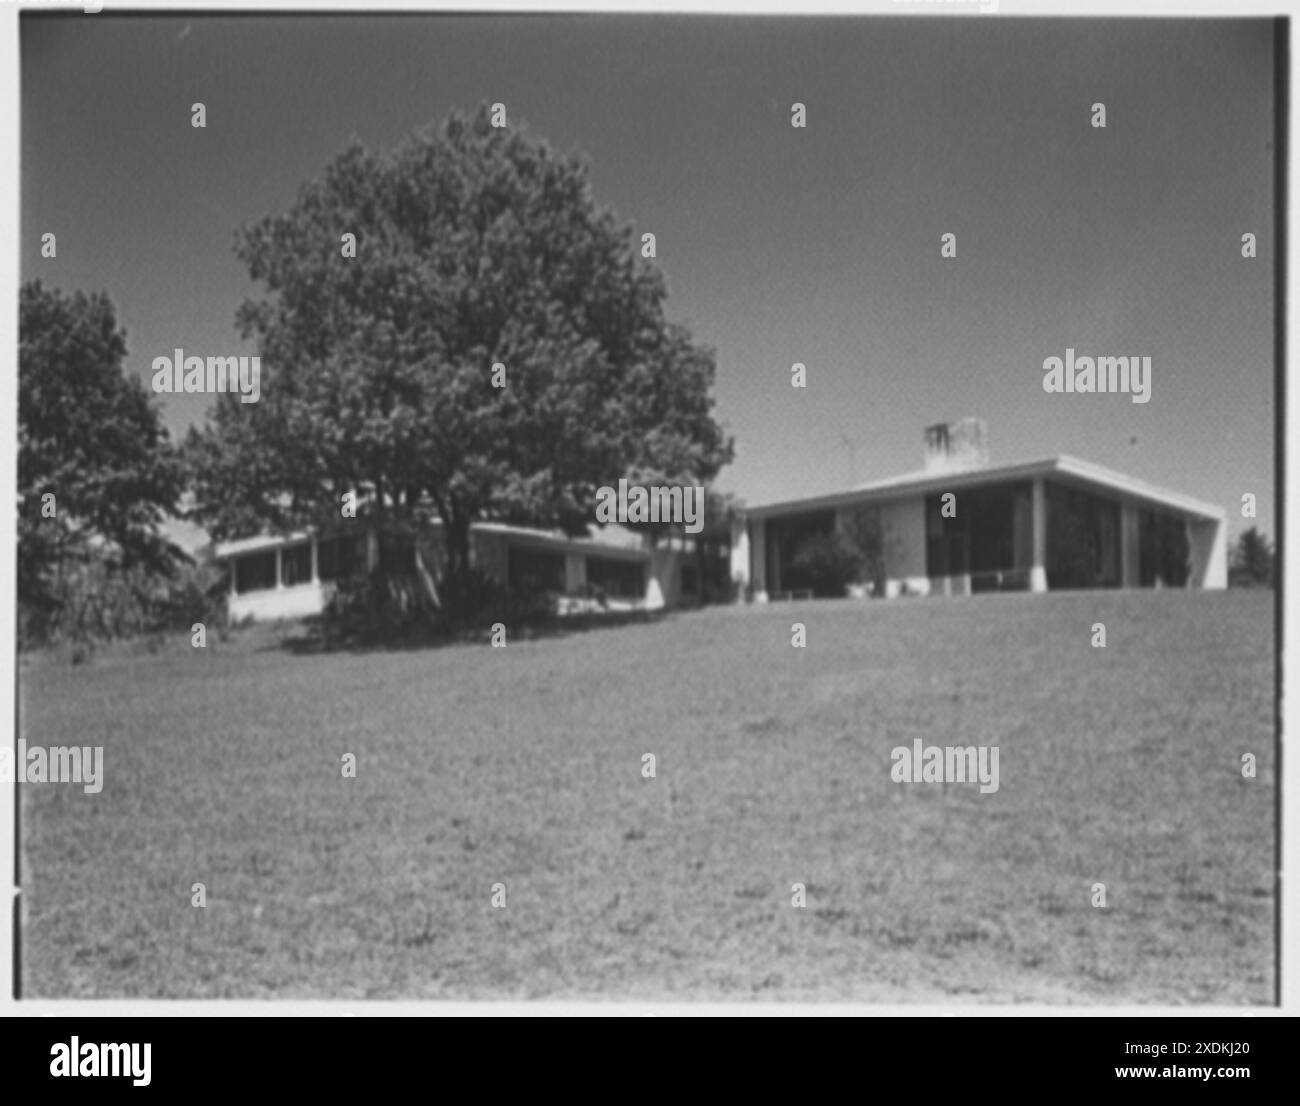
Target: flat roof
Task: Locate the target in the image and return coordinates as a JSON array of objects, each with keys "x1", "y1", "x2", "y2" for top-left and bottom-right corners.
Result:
[
  {"x1": 472, "y1": 521, "x2": 649, "y2": 561},
  {"x1": 213, "y1": 531, "x2": 314, "y2": 558},
  {"x1": 213, "y1": 520, "x2": 654, "y2": 561},
  {"x1": 746, "y1": 454, "x2": 1226, "y2": 522}
]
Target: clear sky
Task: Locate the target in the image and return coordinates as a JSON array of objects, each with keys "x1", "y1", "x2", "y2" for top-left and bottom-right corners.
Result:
[{"x1": 21, "y1": 14, "x2": 1276, "y2": 543}]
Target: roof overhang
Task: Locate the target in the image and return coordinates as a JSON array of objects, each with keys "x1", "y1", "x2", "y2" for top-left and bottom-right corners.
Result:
[
  {"x1": 472, "y1": 521, "x2": 650, "y2": 561},
  {"x1": 213, "y1": 531, "x2": 314, "y2": 559},
  {"x1": 213, "y1": 521, "x2": 655, "y2": 562},
  {"x1": 746, "y1": 455, "x2": 1225, "y2": 523}
]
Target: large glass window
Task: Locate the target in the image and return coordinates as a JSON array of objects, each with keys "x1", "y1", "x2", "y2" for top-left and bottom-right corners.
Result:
[
  {"x1": 282, "y1": 543, "x2": 313, "y2": 587},
  {"x1": 1138, "y1": 508, "x2": 1190, "y2": 587},
  {"x1": 925, "y1": 492, "x2": 969, "y2": 579},
  {"x1": 768, "y1": 510, "x2": 836, "y2": 594},
  {"x1": 1046, "y1": 483, "x2": 1122, "y2": 590},
  {"x1": 234, "y1": 551, "x2": 277, "y2": 594},
  {"x1": 508, "y1": 546, "x2": 566, "y2": 594},
  {"x1": 925, "y1": 483, "x2": 1031, "y2": 590},
  {"x1": 587, "y1": 556, "x2": 646, "y2": 599}
]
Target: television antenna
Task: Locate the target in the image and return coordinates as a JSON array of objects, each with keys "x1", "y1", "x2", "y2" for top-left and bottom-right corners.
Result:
[{"x1": 838, "y1": 433, "x2": 860, "y2": 484}]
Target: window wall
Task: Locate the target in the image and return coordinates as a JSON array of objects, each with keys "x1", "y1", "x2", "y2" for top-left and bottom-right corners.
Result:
[
  {"x1": 587, "y1": 555, "x2": 646, "y2": 599},
  {"x1": 233, "y1": 551, "x2": 278, "y2": 595},
  {"x1": 508, "y1": 545, "x2": 566, "y2": 594},
  {"x1": 1045, "y1": 482, "x2": 1121, "y2": 590}
]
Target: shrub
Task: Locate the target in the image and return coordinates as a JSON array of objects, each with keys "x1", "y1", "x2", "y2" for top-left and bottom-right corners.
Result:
[
  {"x1": 18, "y1": 549, "x2": 228, "y2": 652},
  {"x1": 839, "y1": 506, "x2": 888, "y2": 596},
  {"x1": 439, "y1": 566, "x2": 507, "y2": 623},
  {"x1": 504, "y1": 588, "x2": 561, "y2": 626},
  {"x1": 319, "y1": 563, "x2": 565, "y2": 647},
  {"x1": 786, "y1": 531, "x2": 865, "y2": 598},
  {"x1": 322, "y1": 569, "x2": 432, "y2": 644}
]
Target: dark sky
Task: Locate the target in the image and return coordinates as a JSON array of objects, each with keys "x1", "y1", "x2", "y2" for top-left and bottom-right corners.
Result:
[{"x1": 21, "y1": 14, "x2": 1276, "y2": 541}]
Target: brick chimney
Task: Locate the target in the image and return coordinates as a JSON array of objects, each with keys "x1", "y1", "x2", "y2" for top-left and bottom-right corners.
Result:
[{"x1": 923, "y1": 417, "x2": 990, "y2": 474}]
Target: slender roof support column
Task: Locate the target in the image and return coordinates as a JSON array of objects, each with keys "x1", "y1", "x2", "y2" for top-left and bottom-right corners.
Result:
[
  {"x1": 1030, "y1": 478, "x2": 1048, "y2": 592},
  {"x1": 1187, "y1": 516, "x2": 1227, "y2": 589},
  {"x1": 1120, "y1": 501, "x2": 1141, "y2": 587},
  {"x1": 752, "y1": 517, "x2": 769, "y2": 602},
  {"x1": 730, "y1": 515, "x2": 750, "y2": 601}
]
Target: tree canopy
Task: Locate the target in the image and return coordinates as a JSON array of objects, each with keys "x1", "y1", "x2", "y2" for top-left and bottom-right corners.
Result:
[
  {"x1": 186, "y1": 106, "x2": 734, "y2": 578},
  {"x1": 19, "y1": 280, "x2": 184, "y2": 624},
  {"x1": 1229, "y1": 526, "x2": 1274, "y2": 587}
]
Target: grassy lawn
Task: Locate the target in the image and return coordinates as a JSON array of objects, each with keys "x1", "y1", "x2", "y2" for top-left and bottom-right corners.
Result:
[{"x1": 19, "y1": 589, "x2": 1275, "y2": 1002}]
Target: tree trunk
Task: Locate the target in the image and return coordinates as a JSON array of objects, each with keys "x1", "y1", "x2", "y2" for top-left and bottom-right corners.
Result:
[{"x1": 447, "y1": 514, "x2": 472, "y2": 579}]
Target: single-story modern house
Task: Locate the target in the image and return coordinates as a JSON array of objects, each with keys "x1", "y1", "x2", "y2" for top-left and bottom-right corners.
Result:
[
  {"x1": 214, "y1": 515, "x2": 731, "y2": 624},
  {"x1": 215, "y1": 417, "x2": 1227, "y2": 622},
  {"x1": 729, "y1": 418, "x2": 1227, "y2": 601}
]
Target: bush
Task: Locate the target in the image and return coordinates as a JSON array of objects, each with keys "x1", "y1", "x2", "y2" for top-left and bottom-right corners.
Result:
[
  {"x1": 322, "y1": 569, "x2": 433, "y2": 644},
  {"x1": 18, "y1": 550, "x2": 228, "y2": 652},
  {"x1": 157, "y1": 563, "x2": 229, "y2": 630},
  {"x1": 320, "y1": 565, "x2": 559, "y2": 646},
  {"x1": 505, "y1": 589, "x2": 561, "y2": 625},
  {"x1": 839, "y1": 506, "x2": 888, "y2": 596},
  {"x1": 65, "y1": 641, "x2": 95, "y2": 666},
  {"x1": 438, "y1": 566, "x2": 508, "y2": 623},
  {"x1": 786, "y1": 531, "x2": 864, "y2": 598},
  {"x1": 702, "y1": 570, "x2": 739, "y2": 606}
]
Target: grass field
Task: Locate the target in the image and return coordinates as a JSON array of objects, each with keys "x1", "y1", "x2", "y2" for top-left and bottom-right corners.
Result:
[{"x1": 19, "y1": 589, "x2": 1275, "y2": 1002}]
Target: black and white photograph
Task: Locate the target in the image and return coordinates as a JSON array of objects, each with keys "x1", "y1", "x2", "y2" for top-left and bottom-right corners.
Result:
[{"x1": 4, "y1": 1, "x2": 1286, "y2": 1030}]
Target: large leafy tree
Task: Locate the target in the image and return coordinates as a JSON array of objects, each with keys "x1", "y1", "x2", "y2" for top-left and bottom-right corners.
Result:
[
  {"x1": 186, "y1": 106, "x2": 733, "y2": 581},
  {"x1": 18, "y1": 281, "x2": 185, "y2": 625}
]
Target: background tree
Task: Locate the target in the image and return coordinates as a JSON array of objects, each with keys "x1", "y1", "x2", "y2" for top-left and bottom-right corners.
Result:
[
  {"x1": 1229, "y1": 526, "x2": 1274, "y2": 587},
  {"x1": 186, "y1": 106, "x2": 733, "y2": 596},
  {"x1": 19, "y1": 281, "x2": 185, "y2": 643}
]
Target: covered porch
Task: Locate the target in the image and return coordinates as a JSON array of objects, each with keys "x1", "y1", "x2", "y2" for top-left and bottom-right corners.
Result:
[{"x1": 732, "y1": 467, "x2": 1226, "y2": 601}]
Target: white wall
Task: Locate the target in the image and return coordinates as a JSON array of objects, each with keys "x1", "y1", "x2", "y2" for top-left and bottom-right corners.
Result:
[
  {"x1": 1187, "y1": 516, "x2": 1228, "y2": 589},
  {"x1": 229, "y1": 581, "x2": 329, "y2": 623}
]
